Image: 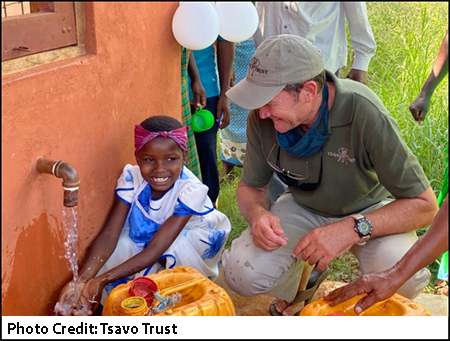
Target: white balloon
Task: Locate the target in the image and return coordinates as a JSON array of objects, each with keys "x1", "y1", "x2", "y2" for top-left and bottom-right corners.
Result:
[
  {"x1": 172, "y1": 2, "x2": 220, "y2": 50},
  {"x1": 215, "y1": 2, "x2": 259, "y2": 43}
]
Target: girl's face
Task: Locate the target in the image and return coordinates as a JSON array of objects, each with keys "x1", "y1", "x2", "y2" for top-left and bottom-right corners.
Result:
[{"x1": 135, "y1": 137, "x2": 187, "y2": 199}]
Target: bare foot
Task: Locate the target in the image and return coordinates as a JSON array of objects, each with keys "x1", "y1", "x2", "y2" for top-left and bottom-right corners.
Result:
[
  {"x1": 219, "y1": 162, "x2": 236, "y2": 184},
  {"x1": 273, "y1": 298, "x2": 305, "y2": 316},
  {"x1": 435, "y1": 280, "x2": 448, "y2": 296}
]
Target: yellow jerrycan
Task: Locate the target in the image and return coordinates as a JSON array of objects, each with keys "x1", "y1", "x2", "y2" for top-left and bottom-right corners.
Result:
[
  {"x1": 300, "y1": 293, "x2": 431, "y2": 316},
  {"x1": 102, "y1": 266, "x2": 235, "y2": 316}
]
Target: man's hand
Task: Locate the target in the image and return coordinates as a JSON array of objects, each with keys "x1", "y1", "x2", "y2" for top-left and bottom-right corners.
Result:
[
  {"x1": 251, "y1": 211, "x2": 288, "y2": 251},
  {"x1": 346, "y1": 69, "x2": 367, "y2": 84},
  {"x1": 292, "y1": 219, "x2": 357, "y2": 271}
]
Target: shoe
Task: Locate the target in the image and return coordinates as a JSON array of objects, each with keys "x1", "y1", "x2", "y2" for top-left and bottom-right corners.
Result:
[
  {"x1": 269, "y1": 267, "x2": 329, "y2": 316},
  {"x1": 435, "y1": 279, "x2": 448, "y2": 296}
]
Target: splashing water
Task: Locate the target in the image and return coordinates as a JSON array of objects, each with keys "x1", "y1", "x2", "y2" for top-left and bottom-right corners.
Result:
[{"x1": 54, "y1": 206, "x2": 88, "y2": 315}]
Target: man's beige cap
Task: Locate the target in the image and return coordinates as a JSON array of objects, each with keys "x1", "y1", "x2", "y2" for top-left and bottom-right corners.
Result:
[{"x1": 226, "y1": 34, "x2": 324, "y2": 110}]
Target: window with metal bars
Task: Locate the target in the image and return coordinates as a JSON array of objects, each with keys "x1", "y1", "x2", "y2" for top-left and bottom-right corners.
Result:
[{"x1": 2, "y1": 1, "x2": 77, "y2": 62}]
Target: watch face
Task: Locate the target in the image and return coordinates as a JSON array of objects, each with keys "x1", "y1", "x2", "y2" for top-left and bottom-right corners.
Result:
[{"x1": 358, "y1": 218, "x2": 372, "y2": 236}]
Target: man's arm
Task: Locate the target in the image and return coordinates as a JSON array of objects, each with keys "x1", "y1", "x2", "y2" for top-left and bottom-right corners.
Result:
[
  {"x1": 237, "y1": 180, "x2": 288, "y2": 251},
  {"x1": 324, "y1": 195, "x2": 448, "y2": 314},
  {"x1": 293, "y1": 186, "x2": 439, "y2": 272},
  {"x1": 237, "y1": 180, "x2": 270, "y2": 222},
  {"x1": 359, "y1": 186, "x2": 438, "y2": 236},
  {"x1": 409, "y1": 29, "x2": 449, "y2": 124},
  {"x1": 343, "y1": 2, "x2": 377, "y2": 83}
]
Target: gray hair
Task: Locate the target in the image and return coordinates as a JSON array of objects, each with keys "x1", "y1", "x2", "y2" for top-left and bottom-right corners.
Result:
[{"x1": 283, "y1": 70, "x2": 326, "y2": 101}]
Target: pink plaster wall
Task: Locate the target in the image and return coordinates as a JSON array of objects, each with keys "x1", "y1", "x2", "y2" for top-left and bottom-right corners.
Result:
[{"x1": 1, "y1": 2, "x2": 181, "y2": 315}]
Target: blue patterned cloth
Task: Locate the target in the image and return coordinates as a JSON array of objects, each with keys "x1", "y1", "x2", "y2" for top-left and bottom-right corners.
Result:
[
  {"x1": 97, "y1": 165, "x2": 231, "y2": 304},
  {"x1": 220, "y1": 38, "x2": 256, "y2": 166}
]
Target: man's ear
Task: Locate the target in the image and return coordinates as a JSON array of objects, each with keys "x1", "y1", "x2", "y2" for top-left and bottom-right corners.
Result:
[{"x1": 301, "y1": 81, "x2": 318, "y2": 103}]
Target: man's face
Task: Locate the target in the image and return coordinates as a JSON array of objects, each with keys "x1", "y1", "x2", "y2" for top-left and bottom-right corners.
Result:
[{"x1": 258, "y1": 90, "x2": 308, "y2": 133}]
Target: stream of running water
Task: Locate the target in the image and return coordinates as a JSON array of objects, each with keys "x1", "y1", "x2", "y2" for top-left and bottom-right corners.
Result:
[{"x1": 54, "y1": 206, "x2": 88, "y2": 315}]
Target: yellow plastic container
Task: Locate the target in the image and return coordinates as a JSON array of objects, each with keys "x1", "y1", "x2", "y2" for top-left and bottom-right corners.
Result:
[
  {"x1": 300, "y1": 293, "x2": 431, "y2": 316},
  {"x1": 120, "y1": 296, "x2": 149, "y2": 316},
  {"x1": 103, "y1": 266, "x2": 235, "y2": 316}
]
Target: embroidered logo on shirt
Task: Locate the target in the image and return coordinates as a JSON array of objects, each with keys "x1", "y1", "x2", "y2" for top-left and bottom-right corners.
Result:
[
  {"x1": 328, "y1": 147, "x2": 355, "y2": 165},
  {"x1": 249, "y1": 57, "x2": 268, "y2": 76}
]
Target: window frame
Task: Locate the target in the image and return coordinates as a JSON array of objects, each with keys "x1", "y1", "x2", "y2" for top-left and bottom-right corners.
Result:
[
  {"x1": 2, "y1": 2, "x2": 85, "y2": 76},
  {"x1": 2, "y1": 2, "x2": 78, "y2": 62}
]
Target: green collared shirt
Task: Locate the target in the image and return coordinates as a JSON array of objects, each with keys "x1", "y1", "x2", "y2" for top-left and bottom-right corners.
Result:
[{"x1": 242, "y1": 71, "x2": 429, "y2": 217}]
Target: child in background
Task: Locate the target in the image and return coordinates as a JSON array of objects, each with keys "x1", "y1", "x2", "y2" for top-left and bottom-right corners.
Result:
[
  {"x1": 219, "y1": 38, "x2": 256, "y2": 181},
  {"x1": 56, "y1": 115, "x2": 231, "y2": 315}
]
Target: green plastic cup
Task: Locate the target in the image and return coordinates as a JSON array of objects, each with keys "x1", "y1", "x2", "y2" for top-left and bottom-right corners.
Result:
[{"x1": 192, "y1": 106, "x2": 215, "y2": 132}]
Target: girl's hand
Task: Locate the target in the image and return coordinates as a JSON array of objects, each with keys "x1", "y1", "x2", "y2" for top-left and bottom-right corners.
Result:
[
  {"x1": 55, "y1": 280, "x2": 86, "y2": 316},
  {"x1": 74, "y1": 278, "x2": 105, "y2": 316}
]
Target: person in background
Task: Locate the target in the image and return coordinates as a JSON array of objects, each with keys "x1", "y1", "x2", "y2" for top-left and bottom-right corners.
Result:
[
  {"x1": 409, "y1": 29, "x2": 448, "y2": 294},
  {"x1": 222, "y1": 34, "x2": 438, "y2": 316},
  {"x1": 254, "y1": 2, "x2": 377, "y2": 205},
  {"x1": 56, "y1": 116, "x2": 231, "y2": 315},
  {"x1": 219, "y1": 38, "x2": 256, "y2": 181},
  {"x1": 324, "y1": 30, "x2": 449, "y2": 312},
  {"x1": 181, "y1": 47, "x2": 203, "y2": 179},
  {"x1": 188, "y1": 37, "x2": 234, "y2": 205},
  {"x1": 253, "y1": 2, "x2": 377, "y2": 83}
]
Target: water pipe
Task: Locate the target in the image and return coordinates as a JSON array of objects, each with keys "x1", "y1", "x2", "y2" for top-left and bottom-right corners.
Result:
[{"x1": 36, "y1": 158, "x2": 80, "y2": 207}]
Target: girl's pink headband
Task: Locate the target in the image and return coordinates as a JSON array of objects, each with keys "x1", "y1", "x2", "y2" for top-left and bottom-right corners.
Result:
[{"x1": 134, "y1": 125, "x2": 188, "y2": 152}]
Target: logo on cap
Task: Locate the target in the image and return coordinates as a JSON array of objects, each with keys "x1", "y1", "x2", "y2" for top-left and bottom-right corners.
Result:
[{"x1": 249, "y1": 57, "x2": 268, "y2": 77}]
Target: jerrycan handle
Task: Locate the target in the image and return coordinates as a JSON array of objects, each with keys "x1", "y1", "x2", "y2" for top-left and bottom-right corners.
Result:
[{"x1": 159, "y1": 277, "x2": 207, "y2": 296}]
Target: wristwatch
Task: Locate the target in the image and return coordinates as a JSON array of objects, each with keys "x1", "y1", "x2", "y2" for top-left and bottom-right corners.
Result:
[{"x1": 352, "y1": 214, "x2": 372, "y2": 246}]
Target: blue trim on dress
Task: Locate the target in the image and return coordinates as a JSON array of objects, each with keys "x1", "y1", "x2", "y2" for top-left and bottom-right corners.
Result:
[
  {"x1": 172, "y1": 211, "x2": 193, "y2": 216},
  {"x1": 143, "y1": 254, "x2": 177, "y2": 276},
  {"x1": 177, "y1": 198, "x2": 214, "y2": 215},
  {"x1": 115, "y1": 187, "x2": 134, "y2": 193},
  {"x1": 115, "y1": 194, "x2": 132, "y2": 206},
  {"x1": 148, "y1": 204, "x2": 162, "y2": 211}
]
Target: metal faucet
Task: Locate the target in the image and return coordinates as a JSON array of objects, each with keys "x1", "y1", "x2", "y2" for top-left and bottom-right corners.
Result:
[{"x1": 36, "y1": 158, "x2": 80, "y2": 207}]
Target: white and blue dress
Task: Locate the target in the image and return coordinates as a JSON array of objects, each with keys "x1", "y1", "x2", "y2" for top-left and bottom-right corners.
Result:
[{"x1": 98, "y1": 164, "x2": 231, "y2": 302}]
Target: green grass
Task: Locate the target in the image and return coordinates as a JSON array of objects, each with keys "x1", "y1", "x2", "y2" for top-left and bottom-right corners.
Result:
[{"x1": 217, "y1": 2, "x2": 448, "y2": 292}]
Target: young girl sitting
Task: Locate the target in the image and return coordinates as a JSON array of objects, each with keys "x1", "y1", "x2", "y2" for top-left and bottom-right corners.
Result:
[{"x1": 56, "y1": 115, "x2": 231, "y2": 315}]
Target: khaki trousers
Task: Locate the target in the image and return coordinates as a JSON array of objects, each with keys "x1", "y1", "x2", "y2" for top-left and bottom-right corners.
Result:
[{"x1": 221, "y1": 193, "x2": 430, "y2": 302}]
